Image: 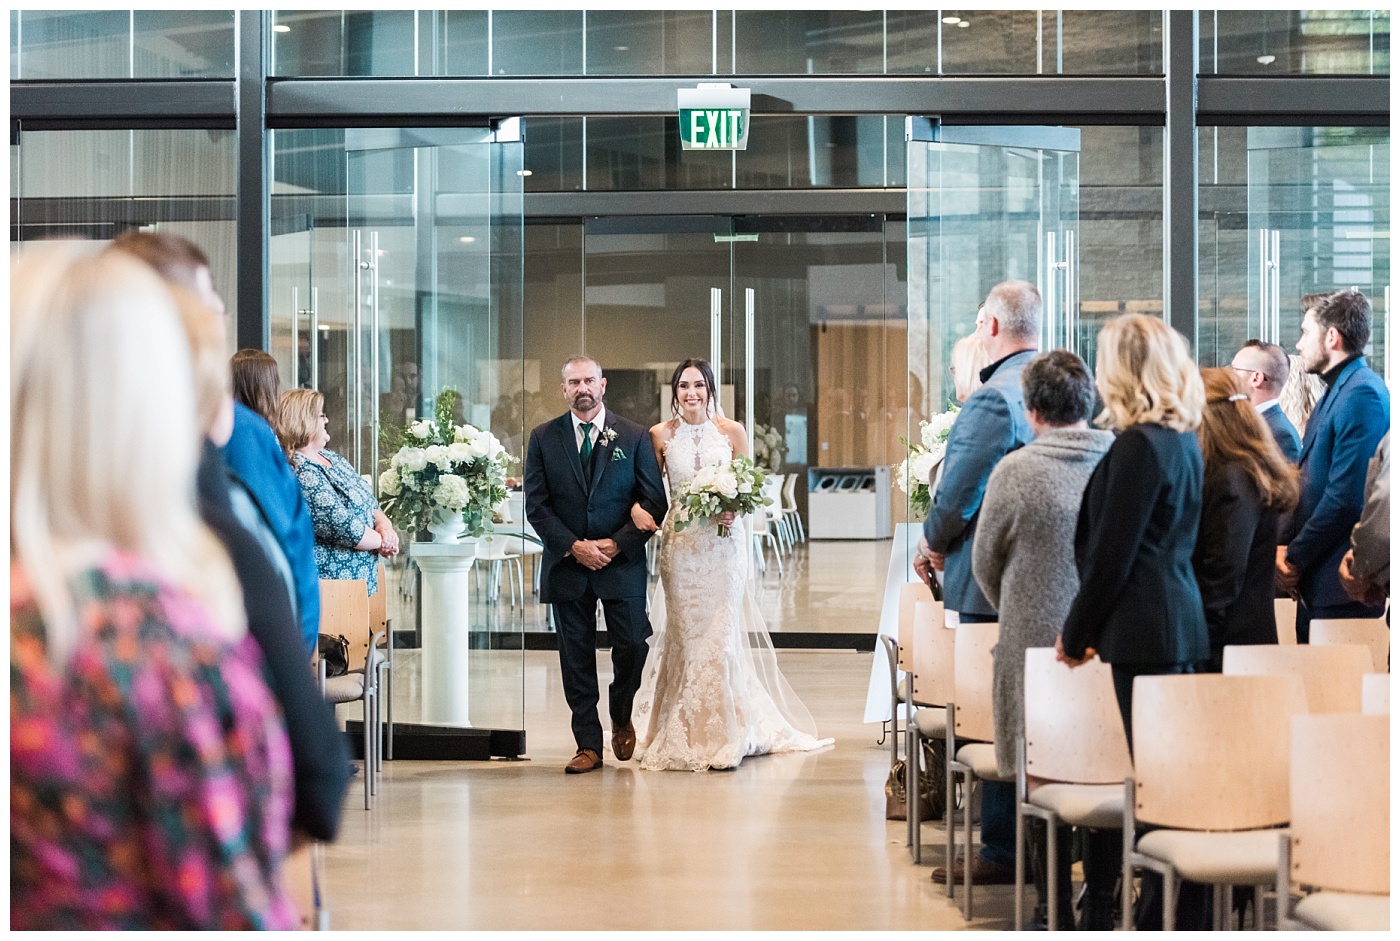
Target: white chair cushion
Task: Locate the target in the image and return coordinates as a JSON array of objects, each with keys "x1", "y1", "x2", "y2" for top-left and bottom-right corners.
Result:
[
  {"x1": 955, "y1": 742, "x2": 1013, "y2": 782},
  {"x1": 323, "y1": 673, "x2": 366, "y2": 705},
  {"x1": 913, "y1": 706, "x2": 947, "y2": 737},
  {"x1": 1027, "y1": 783, "x2": 1125, "y2": 830},
  {"x1": 1136, "y1": 828, "x2": 1286, "y2": 885},
  {"x1": 1293, "y1": 891, "x2": 1390, "y2": 931}
]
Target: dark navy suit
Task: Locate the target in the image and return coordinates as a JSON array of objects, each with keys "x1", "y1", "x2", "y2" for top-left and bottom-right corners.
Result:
[
  {"x1": 1284, "y1": 357, "x2": 1390, "y2": 639},
  {"x1": 1260, "y1": 401, "x2": 1302, "y2": 464},
  {"x1": 525, "y1": 409, "x2": 667, "y2": 754}
]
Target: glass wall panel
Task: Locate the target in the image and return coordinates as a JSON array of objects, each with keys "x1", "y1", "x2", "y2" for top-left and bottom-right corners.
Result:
[
  {"x1": 1201, "y1": 10, "x2": 1389, "y2": 75},
  {"x1": 1061, "y1": 10, "x2": 1162, "y2": 74},
  {"x1": 1200, "y1": 126, "x2": 1390, "y2": 378},
  {"x1": 885, "y1": 11, "x2": 942, "y2": 74},
  {"x1": 491, "y1": 9, "x2": 582, "y2": 76},
  {"x1": 523, "y1": 117, "x2": 585, "y2": 192},
  {"x1": 733, "y1": 10, "x2": 885, "y2": 74},
  {"x1": 12, "y1": 9, "x2": 235, "y2": 79},
  {"x1": 938, "y1": 10, "x2": 1040, "y2": 74},
  {"x1": 584, "y1": 10, "x2": 715, "y2": 75},
  {"x1": 11, "y1": 127, "x2": 239, "y2": 349},
  {"x1": 434, "y1": 9, "x2": 489, "y2": 76}
]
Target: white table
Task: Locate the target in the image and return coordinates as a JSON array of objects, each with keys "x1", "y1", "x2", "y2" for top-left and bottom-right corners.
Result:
[{"x1": 408, "y1": 540, "x2": 478, "y2": 725}]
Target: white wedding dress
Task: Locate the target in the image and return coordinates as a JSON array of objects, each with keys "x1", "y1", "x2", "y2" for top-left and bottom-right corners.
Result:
[{"x1": 632, "y1": 418, "x2": 834, "y2": 771}]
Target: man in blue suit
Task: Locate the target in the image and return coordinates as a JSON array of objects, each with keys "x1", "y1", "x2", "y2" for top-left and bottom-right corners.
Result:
[
  {"x1": 914, "y1": 279, "x2": 1039, "y2": 886},
  {"x1": 526, "y1": 356, "x2": 668, "y2": 774},
  {"x1": 1231, "y1": 339, "x2": 1302, "y2": 463},
  {"x1": 1277, "y1": 290, "x2": 1390, "y2": 641}
]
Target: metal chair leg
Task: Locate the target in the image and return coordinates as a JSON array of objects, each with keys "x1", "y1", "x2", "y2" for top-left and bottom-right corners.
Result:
[
  {"x1": 1046, "y1": 814, "x2": 1059, "y2": 932},
  {"x1": 1162, "y1": 866, "x2": 1176, "y2": 932},
  {"x1": 362, "y1": 688, "x2": 374, "y2": 809}
]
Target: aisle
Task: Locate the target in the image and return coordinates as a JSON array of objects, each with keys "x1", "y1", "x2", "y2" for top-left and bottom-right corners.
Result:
[{"x1": 320, "y1": 650, "x2": 1009, "y2": 930}]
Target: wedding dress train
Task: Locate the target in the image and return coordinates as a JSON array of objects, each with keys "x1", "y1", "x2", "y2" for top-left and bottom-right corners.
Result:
[{"x1": 632, "y1": 418, "x2": 834, "y2": 771}]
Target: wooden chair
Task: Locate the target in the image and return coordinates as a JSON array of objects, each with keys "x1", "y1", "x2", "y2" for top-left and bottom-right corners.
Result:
[
  {"x1": 318, "y1": 578, "x2": 380, "y2": 809},
  {"x1": 1279, "y1": 713, "x2": 1389, "y2": 930},
  {"x1": 1123, "y1": 674, "x2": 1306, "y2": 931},
  {"x1": 944, "y1": 621, "x2": 1006, "y2": 919},
  {"x1": 1274, "y1": 597, "x2": 1298, "y2": 645},
  {"x1": 896, "y1": 582, "x2": 934, "y2": 674},
  {"x1": 1223, "y1": 643, "x2": 1372, "y2": 713},
  {"x1": 905, "y1": 598, "x2": 951, "y2": 861},
  {"x1": 1014, "y1": 650, "x2": 1133, "y2": 932},
  {"x1": 880, "y1": 582, "x2": 932, "y2": 766},
  {"x1": 1361, "y1": 673, "x2": 1389, "y2": 714},
  {"x1": 1311, "y1": 617, "x2": 1390, "y2": 673}
]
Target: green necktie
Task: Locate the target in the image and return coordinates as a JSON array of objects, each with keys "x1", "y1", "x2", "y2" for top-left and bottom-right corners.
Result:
[{"x1": 579, "y1": 422, "x2": 593, "y2": 465}]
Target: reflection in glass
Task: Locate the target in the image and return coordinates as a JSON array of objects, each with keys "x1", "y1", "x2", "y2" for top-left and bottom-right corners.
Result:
[
  {"x1": 734, "y1": 10, "x2": 885, "y2": 74},
  {"x1": 12, "y1": 9, "x2": 236, "y2": 79},
  {"x1": 1202, "y1": 10, "x2": 1389, "y2": 75},
  {"x1": 491, "y1": 9, "x2": 582, "y2": 76},
  {"x1": 584, "y1": 10, "x2": 714, "y2": 75}
]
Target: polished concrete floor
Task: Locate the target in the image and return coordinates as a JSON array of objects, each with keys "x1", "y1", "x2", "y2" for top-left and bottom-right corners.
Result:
[{"x1": 322, "y1": 647, "x2": 1019, "y2": 931}]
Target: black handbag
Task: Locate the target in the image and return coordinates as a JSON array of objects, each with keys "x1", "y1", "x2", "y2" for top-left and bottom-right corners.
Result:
[{"x1": 318, "y1": 633, "x2": 350, "y2": 678}]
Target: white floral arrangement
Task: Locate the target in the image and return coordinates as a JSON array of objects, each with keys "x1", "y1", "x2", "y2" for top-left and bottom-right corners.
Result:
[
  {"x1": 893, "y1": 405, "x2": 960, "y2": 520},
  {"x1": 380, "y1": 389, "x2": 516, "y2": 538},
  {"x1": 752, "y1": 422, "x2": 786, "y2": 474},
  {"x1": 672, "y1": 454, "x2": 772, "y2": 538}
]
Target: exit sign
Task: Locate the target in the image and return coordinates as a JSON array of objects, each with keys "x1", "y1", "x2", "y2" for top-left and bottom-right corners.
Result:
[{"x1": 677, "y1": 83, "x2": 751, "y2": 151}]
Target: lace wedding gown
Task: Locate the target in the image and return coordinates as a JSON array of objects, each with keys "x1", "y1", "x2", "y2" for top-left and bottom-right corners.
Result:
[{"x1": 632, "y1": 418, "x2": 834, "y2": 771}]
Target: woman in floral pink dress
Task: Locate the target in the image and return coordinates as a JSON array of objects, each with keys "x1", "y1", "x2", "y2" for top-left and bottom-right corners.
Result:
[{"x1": 10, "y1": 244, "x2": 297, "y2": 930}]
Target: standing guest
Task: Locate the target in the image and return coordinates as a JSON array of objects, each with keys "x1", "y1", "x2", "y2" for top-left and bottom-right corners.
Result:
[
  {"x1": 1277, "y1": 290, "x2": 1390, "y2": 641},
  {"x1": 914, "y1": 279, "x2": 1041, "y2": 887},
  {"x1": 1339, "y1": 432, "x2": 1390, "y2": 608},
  {"x1": 1194, "y1": 369, "x2": 1301, "y2": 671},
  {"x1": 279, "y1": 388, "x2": 399, "y2": 594},
  {"x1": 1278, "y1": 352, "x2": 1326, "y2": 437},
  {"x1": 972, "y1": 350, "x2": 1115, "y2": 929},
  {"x1": 11, "y1": 243, "x2": 296, "y2": 929},
  {"x1": 1230, "y1": 339, "x2": 1301, "y2": 462},
  {"x1": 950, "y1": 319, "x2": 992, "y2": 404},
  {"x1": 228, "y1": 348, "x2": 323, "y2": 655}
]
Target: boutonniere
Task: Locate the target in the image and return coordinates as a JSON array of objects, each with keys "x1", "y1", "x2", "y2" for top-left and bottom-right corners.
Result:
[{"x1": 599, "y1": 426, "x2": 619, "y2": 449}]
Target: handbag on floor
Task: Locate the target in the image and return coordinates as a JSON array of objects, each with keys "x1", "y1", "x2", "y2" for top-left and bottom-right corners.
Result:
[{"x1": 884, "y1": 736, "x2": 946, "y2": 821}]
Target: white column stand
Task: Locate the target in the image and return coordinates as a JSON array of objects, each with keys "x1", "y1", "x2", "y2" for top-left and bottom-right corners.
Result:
[{"x1": 409, "y1": 541, "x2": 477, "y2": 725}]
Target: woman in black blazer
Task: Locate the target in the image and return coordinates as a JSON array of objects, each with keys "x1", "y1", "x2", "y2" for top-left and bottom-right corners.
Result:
[
  {"x1": 1193, "y1": 368, "x2": 1301, "y2": 672},
  {"x1": 1057, "y1": 315, "x2": 1211, "y2": 740}
]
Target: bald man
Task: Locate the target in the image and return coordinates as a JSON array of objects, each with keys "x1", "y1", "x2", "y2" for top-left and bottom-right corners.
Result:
[{"x1": 1230, "y1": 340, "x2": 1301, "y2": 463}]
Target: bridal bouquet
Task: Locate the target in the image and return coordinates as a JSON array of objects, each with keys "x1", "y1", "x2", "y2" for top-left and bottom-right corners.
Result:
[
  {"x1": 672, "y1": 454, "x2": 773, "y2": 538},
  {"x1": 752, "y1": 422, "x2": 786, "y2": 474},
  {"x1": 379, "y1": 388, "x2": 516, "y2": 538},
  {"x1": 893, "y1": 404, "x2": 960, "y2": 520}
]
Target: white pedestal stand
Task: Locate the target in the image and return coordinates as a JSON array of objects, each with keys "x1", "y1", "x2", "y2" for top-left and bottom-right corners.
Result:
[{"x1": 408, "y1": 540, "x2": 477, "y2": 726}]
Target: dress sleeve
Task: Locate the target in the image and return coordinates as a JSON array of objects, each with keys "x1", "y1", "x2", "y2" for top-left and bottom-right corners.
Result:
[{"x1": 1060, "y1": 429, "x2": 1165, "y2": 659}]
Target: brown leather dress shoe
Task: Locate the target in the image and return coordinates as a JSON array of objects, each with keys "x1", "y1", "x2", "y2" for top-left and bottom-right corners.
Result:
[
  {"x1": 930, "y1": 855, "x2": 1015, "y2": 885},
  {"x1": 565, "y1": 748, "x2": 603, "y2": 774},
  {"x1": 611, "y1": 722, "x2": 636, "y2": 761}
]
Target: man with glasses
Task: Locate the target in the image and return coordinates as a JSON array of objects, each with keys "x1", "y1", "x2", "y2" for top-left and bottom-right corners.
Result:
[{"x1": 1230, "y1": 339, "x2": 1301, "y2": 463}]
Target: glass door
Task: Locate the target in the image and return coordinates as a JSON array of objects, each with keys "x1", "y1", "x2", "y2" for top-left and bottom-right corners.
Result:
[{"x1": 904, "y1": 119, "x2": 1081, "y2": 563}]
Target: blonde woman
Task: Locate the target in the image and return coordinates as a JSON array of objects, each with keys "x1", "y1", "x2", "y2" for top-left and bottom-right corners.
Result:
[
  {"x1": 1278, "y1": 352, "x2": 1325, "y2": 434},
  {"x1": 1057, "y1": 315, "x2": 1210, "y2": 741},
  {"x1": 10, "y1": 243, "x2": 296, "y2": 929},
  {"x1": 950, "y1": 328, "x2": 991, "y2": 403}
]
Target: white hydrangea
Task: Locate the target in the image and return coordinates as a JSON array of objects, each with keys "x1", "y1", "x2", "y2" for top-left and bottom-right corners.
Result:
[
  {"x1": 921, "y1": 410, "x2": 959, "y2": 451},
  {"x1": 378, "y1": 468, "x2": 402, "y2": 496},
  {"x1": 894, "y1": 457, "x2": 913, "y2": 494},
  {"x1": 425, "y1": 444, "x2": 450, "y2": 470},
  {"x1": 432, "y1": 474, "x2": 471, "y2": 510},
  {"x1": 447, "y1": 442, "x2": 474, "y2": 465},
  {"x1": 396, "y1": 447, "x2": 427, "y2": 472}
]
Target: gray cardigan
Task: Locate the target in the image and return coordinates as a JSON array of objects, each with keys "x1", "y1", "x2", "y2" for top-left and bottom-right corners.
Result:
[{"x1": 972, "y1": 427, "x2": 1114, "y2": 776}]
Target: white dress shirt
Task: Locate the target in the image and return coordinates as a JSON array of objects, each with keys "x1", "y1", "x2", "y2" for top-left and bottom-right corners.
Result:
[
  {"x1": 1256, "y1": 398, "x2": 1281, "y2": 415},
  {"x1": 571, "y1": 406, "x2": 606, "y2": 453}
]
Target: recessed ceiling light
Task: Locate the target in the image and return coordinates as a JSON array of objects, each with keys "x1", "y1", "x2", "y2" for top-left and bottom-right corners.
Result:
[
  {"x1": 614, "y1": 45, "x2": 629, "y2": 51},
  {"x1": 273, "y1": 24, "x2": 290, "y2": 33},
  {"x1": 517, "y1": 169, "x2": 533, "y2": 176},
  {"x1": 1256, "y1": 54, "x2": 1276, "y2": 65},
  {"x1": 957, "y1": 21, "x2": 970, "y2": 28},
  {"x1": 458, "y1": 236, "x2": 476, "y2": 243},
  {"x1": 942, "y1": 16, "x2": 961, "y2": 25}
]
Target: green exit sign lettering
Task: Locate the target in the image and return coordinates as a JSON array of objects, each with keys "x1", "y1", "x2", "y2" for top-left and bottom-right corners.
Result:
[{"x1": 677, "y1": 83, "x2": 752, "y2": 151}]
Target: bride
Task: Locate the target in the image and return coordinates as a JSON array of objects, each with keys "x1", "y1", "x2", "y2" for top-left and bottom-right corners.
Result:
[{"x1": 628, "y1": 358, "x2": 833, "y2": 771}]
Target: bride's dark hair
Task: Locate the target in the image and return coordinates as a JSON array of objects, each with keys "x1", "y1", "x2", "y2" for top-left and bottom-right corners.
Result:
[{"x1": 670, "y1": 358, "x2": 718, "y2": 417}]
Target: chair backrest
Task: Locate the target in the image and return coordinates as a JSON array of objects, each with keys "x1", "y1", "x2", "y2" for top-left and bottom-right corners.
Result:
[
  {"x1": 896, "y1": 581, "x2": 934, "y2": 673},
  {"x1": 760, "y1": 475, "x2": 783, "y2": 506},
  {"x1": 1023, "y1": 649, "x2": 1133, "y2": 785},
  {"x1": 1290, "y1": 713, "x2": 1389, "y2": 894},
  {"x1": 910, "y1": 600, "x2": 953, "y2": 707},
  {"x1": 320, "y1": 578, "x2": 372, "y2": 671},
  {"x1": 1274, "y1": 597, "x2": 1298, "y2": 645},
  {"x1": 781, "y1": 472, "x2": 798, "y2": 509},
  {"x1": 952, "y1": 621, "x2": 999, "y2": 742},
  {"x1": 1311, "y1": 617, "x2": 1390, "y2": 673},
  {"x1": 1223, "y1": 643, "x2": 1372, "y2": 713},
  {"x1": 477, "y1": 533, "x2": 519, "y2": 560},
  {"x1": 1132, "y1": 673, "x2": 1305, "y2": 830},
  {"x1": 1361, "y1": 673, "x2": 1389, "y2": 714}
]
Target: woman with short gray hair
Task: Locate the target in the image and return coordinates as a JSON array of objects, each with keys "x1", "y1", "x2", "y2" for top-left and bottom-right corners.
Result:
[{"x1": 971, "y1": 350, "x2": 1116, "y2": 930}]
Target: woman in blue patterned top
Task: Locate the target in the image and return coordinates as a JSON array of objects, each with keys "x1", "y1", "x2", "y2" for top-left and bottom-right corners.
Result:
[{"x1": 277, "y1": 389, "x2": 399, "y2": 594}]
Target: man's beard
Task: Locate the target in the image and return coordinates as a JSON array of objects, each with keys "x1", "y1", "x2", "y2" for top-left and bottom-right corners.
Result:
[{"x1": 571, "y1": 393, "x2": 598, "y2": 411}]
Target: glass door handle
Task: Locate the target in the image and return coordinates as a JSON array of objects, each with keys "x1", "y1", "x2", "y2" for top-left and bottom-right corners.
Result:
[
  {"x1": 710, "y1": 287, "x2": 723, "y2": 388},
  {"x1": 353, "y1": 231, "x2": 379, "y2": 473},
  {"x1": 369, "y1": 231, "x2": 380, "y2": 487},
  {"x1": 1258, "y1": 228, "x2": 1281, "y2": 343},
  {"x1": 744, "y1": 287, "x2": 755, "y2": 445},
  {"x1": 1065, "y1": 230, "x2": 1077, "y2": 354},
  {"x1": 293, "y1": 286, "x2": 319, "y2": 390},
  {"x1": 1045, "y1": 232, "x2": 1071, "y2": 350}
]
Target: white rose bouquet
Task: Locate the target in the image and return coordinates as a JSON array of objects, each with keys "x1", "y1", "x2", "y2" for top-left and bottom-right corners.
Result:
[
  {"x1": 380, "y1": 388, "x2": 516, "y2": 538},
  {"x1": 751, "y1": 422, "x2": 786, "y2": 474},
  {"x1": 672, "y1": 454, "x2": 773, "y2": 538},
  {"x1": 893, "y1": 404, "x2": 960, "y2": 520}
]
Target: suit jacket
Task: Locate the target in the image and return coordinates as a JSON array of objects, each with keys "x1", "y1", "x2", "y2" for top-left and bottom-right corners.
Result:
[
  {"x1": 1193, "y1": 462, "x2": 1281, "y2": 654},
  {"x1": 525, "y1": 411, "x2": 667, "y2": 603},
  {"x1": 1350, "y1": 431, "x2": 1390, "y2": 588},
  {"x1": 923, "y1": 349, "x2": 1036, "y2": 618},
  {"x1": 1061, "y1": 423, "x2": 1209, "y2": 666},
  {"x1": 1283, "y1": 358, "x2": 1390, "y2": 610},
  {"x1": 1261, "y1": 402, "x2": 1302, "y2": 464}
]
